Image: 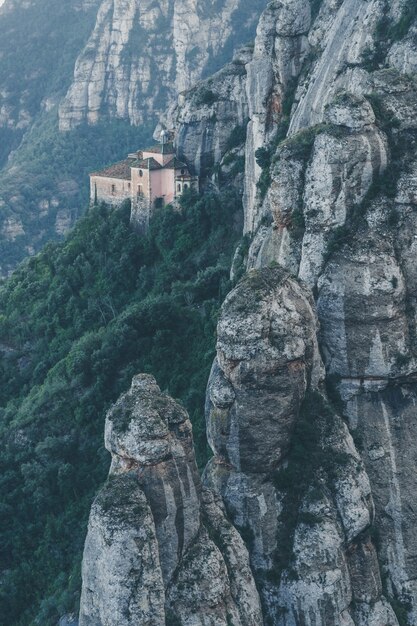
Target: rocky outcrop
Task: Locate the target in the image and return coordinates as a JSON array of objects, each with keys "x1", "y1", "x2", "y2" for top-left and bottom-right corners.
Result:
[
  {"x1": 173, "y1": 45, "x2": 251, "y2": 182},
  {"x1": 79, "y1": 374, "x2": 262, "y2": 626},
  {"x1": 80, "y1": 268, "x2": 401, "y2": 625},
  {"x1": 243, "y1": 0, "x2": 311, "y2": 232},
  {"x1": 205, "y1": 267, "x2": 397, "y2": 625},
  {"x1": 79, "y1": 1, "x2": 417, "y2": 624},
  {"x1": 59, "y1": 0, "x2": 267, "y2": 131},
  {"x1": 243, "y1": 0, "x2": 417, "y2": 622}
]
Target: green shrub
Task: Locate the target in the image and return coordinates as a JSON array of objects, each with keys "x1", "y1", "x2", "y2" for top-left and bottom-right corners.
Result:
[
  {"x1": 290, "y1": 207, "x2": 306, "y2": 239},
  {"x1": 390, "y1": 594, "x2": 412, "y2": 626},
  {"x1": 255, "y1": 147, "x2": 272, "y2": 169},
  {"x1": 195, "y1": 88, "x2": 219, "y2": 107},
  {"x1": 226, "y1": 123, "x2": 248, "y2": 151},
  {"x1": 325, "y1": 225, "x2": 350, "y2": 261}
]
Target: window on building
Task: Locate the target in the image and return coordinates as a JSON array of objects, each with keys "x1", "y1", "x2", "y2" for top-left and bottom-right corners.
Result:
[
  {"x1": 128, "y1": 183, "x2": 131, "y2": 190},
  {"x1": 177, "y1": 184, "x2": 181, "y2": 192},
  {"x1": 111, "y1": 184, "x2": 116, "y2": 194},
  {"x1": 184, "y1": 184, "x2": 189, "y2": 190},
  {"x1": 139, "y1": 170, "x2": 143, "y2": 177},
  {"x1": 181, "y1": 169, "x2": 185, "y2": 175},
  {"x1": 138, "y1": 185, "x2": 143, "y2": 196}
]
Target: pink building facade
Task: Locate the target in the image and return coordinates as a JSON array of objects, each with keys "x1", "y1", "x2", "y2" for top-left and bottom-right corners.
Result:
[{"x1": 90, "y1": 141, "x2": 198, "y2": 229}]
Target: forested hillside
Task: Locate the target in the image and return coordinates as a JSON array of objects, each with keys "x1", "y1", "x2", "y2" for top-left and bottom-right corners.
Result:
[
  {"x1": 0, "y1": 0, "x2": 264, "y2": 276},
  {"x1": 0, "y1": 116, "x2": 153, "y2": 273},
  {"x1": 0, "y1": 0, "x2": 155, "y2": 275},
  {"x1": 0, "y1": 191, "x2": 242, "y2": 625}
]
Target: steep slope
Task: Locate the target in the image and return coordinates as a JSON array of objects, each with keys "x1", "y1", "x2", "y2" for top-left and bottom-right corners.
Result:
[
  {"x1": 0, "y1": 0, "x2": 151, "y2": 276},
  {"x1": 3, "y1": 0, "x2": 417, "y2": 625},
  {"x1": 0, "y1": 116, "x2": 153, "y2": 276},
  {"x1": 0, "y1": 0, "x2": 266, "y2": 276},
  {"x1": 242, "y1": 0, "x2": 417, "y2": 622},
  {"x1": 0, "y1": 0, "x2": 99, "y2": 161},
  {"x1": 0, "y1": 192, "x2": 242, "y2": 626},
  {"x1": 77, "y1": 0, "x2": 417, "y2": 625},
  {"x1": 58, "y1": 0, "x2": 266, "y2": 130},
  {"x1": 79, "y1": 374, "x2": 262, "y2": 626}
]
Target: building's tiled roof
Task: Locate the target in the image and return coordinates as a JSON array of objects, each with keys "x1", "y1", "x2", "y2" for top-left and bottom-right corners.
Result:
[
  {"x1": 130, "y1": 157, "x2": 162, "y2": 170},
  {"x1": 164, "y1": 157, "x2": 189, "y2": 170},
  {"x1": 90, "y1": 159, "x2": 132, "y2": 180},
  {"x1": 142, "y1": 141, "x2": 175, "y2": 155}
]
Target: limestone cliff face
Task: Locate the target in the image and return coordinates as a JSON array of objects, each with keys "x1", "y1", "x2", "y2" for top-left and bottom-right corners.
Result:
[
  {"x1": 79, "y1": 1, "x2": 417, "y2": 624},
  {"x1": 243, "y1": 0, "x2": 311, "y2": 232},
  {"x1": 242, "y1": 0, "x2": 417, "y2": 622},
  {"x1": 173, "y1": 44, "x2": 252, "y2": 182},
  {"x1": 58, "y1": 0, "x2": 267, "y2": 131},
  {"x1": 205, "y1": 267, "x2": 397, "y2": 626},
  {"x1": 80, "y1": 269, "x2": 399, "y2": 625},
  {"x1": 79, "y1": 374, "x2": 262, "y2": 626}
]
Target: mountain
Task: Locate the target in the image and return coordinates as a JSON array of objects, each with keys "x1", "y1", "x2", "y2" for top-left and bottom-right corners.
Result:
[
  {"x1": 2, "y1": 0, "x2": 417, "y2": 625},
  {"x1": 78, "y1": 0, "x2": 417, "y2": 624},
  {"x1": 0, "y1": 191, "x2": 243, "y2": 626},
  {"x1": 58, "y1": 0, "x2": 266, "y2": 130},
  {"x1": 0, "y1": 0, "x2": 265, "y2": 276}
]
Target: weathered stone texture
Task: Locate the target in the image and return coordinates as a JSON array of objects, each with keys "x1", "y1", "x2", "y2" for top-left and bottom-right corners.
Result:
[
  {"x1": 174, "y1": 46, "x2": 251, "y2": 181},
  {"x1": 79, "y1": 374, "x2": 262, "y2": 625},
  {"x1": 205, "y1": 267, "x2": 394, "y2": 625},
  {"x1": 59, "y1": 0, "x2": 266, "y2": 131},
  {"x1": 79, "y1": 1, "x2": 417, "y2": 624},
  {"x1": 243, "y1": 0, "x2": 311, "y2": 233},
  {"x1": 243, "y1": 0, "x2": 417, "y2": 622}
]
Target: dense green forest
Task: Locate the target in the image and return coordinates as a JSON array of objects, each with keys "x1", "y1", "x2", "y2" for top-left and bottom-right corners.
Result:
[
  {"x1": 0, "y1": 0, "x2": 155, "y2": 274},
  {"x1": 0, "y1": 0, "x2": 264, "y2": 277},
  {"x1": 0, "y1": 191, "x2": 242, "y2": 626},
  {"x1": 0, "y1": 113, "x2": 154, "y2": 274}
]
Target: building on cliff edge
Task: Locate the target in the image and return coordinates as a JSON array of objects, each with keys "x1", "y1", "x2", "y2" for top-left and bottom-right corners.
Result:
[{"x1": 90, "y1": 134, "x2": 199, "y2": 232}]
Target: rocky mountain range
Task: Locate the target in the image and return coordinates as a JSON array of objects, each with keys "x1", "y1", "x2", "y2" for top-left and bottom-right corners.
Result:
[
  {"x1": 77, "y1": 0, "x2": 417, "y2": 624},
  {"x1": 1, "y1": 0, "x2": 417, "y2": 624},
  {"x1": 58, "y1": 0, "x2": 266, "y2": 130},
  {"x1": 0, "y1": 0, "x2": 264, "y2": 276}
]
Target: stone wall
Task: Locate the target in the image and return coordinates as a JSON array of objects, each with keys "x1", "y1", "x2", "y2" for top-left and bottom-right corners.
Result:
[{"x1": 90, "y1": 175, "x2": 131, "y2": 206}]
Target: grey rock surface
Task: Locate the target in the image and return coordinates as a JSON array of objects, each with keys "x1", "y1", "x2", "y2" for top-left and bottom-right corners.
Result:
[
  {"x1": 174, "y1": 45, "x2": 251, "y2": 182},
  {"x1": 79, "y1": 374, "x2": 262, "y2": 625},
  {"x1": 207, "y1": 266, "x2": 323, "y2": 474},
  {"x1": 59, "y1": 0, "x2": 267, "y2": 130},
  {"x1": 243, "y1": 0, "x2": 311, "y2": 232},
  {"x1": 205, "y1": 267, "x2": 395, "y2": 625},
  {"x1": 79, "y1": 0, "x2": 417, "y2": 624},
  {"x1": 79, "y1": 473, "x2": 166, "y2": 626},
  {"x1": 242, "y1": 0, "x2": 417, "y2": 622}
]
